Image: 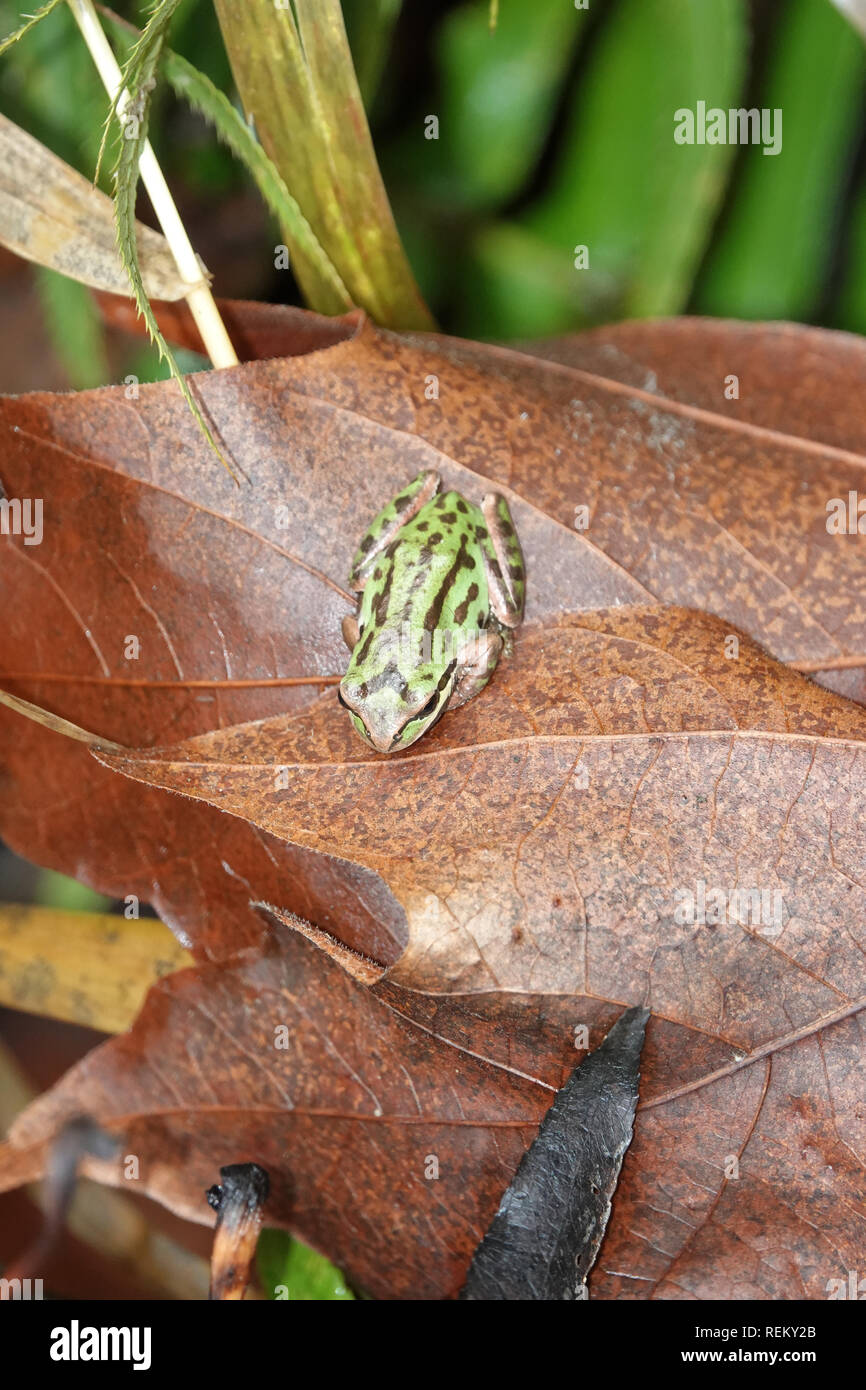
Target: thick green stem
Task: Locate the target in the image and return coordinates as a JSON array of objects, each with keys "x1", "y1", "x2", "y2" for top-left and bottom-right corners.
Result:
[{"x1": 213, "y1": 0, "x2": 434, "y2": 329}]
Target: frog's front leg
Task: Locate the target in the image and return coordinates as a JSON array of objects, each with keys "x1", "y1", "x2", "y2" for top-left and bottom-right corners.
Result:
[
  {"x1": 347, "y1": 468, "x2": 441, "y2": 592},
  {"x1": 480, "y1": 493, "x2": 526, "y2": 629},
  {"x1": 341, "y1": 612, "x2": 361, "y2": 650},
  {"x1": 447, "y1": 629, "x2": 503, "y2": 709}
]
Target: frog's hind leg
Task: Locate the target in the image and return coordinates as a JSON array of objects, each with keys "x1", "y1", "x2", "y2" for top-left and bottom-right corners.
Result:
[
  {"x1": 480, "y1": 493, "x2": 526, "y2": 628},
  {"x1": 348, "y1": 469, "x2": 441, "y2": 591},
  {"x1": 448, "y1": 629, "x2": 503, "y2": 708}
]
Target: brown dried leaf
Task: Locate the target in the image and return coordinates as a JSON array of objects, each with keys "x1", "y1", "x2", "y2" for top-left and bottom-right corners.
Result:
[{"x1": 1, "y1": 308, "x2": 864, "y2": 1299}]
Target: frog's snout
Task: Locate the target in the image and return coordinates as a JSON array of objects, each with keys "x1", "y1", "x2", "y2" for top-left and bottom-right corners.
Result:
[
  {"x1": 338, "y1": 680, "x2": 398, "y2": 753},
  {"x1": 355, "y1": 705, "x2": 401, "y2": 754},
  {"x1": 368, "y1": 728, "x2": 397, "y2": 754}
]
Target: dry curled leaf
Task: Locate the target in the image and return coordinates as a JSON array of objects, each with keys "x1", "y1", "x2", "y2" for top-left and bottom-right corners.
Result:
[{"x1": 0, "y1": 115, "x2": 191, "y2": 300}]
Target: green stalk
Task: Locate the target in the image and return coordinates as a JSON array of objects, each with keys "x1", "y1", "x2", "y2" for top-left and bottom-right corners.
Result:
[
  {"x1": 99, "y1": 5, "x2": 352, "y2": 311},
  {"x1": 212, "y1": 0, "x2": 434, "y2": 328}
]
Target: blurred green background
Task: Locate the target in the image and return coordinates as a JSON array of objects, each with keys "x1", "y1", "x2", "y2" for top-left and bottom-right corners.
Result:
[{"x1": 1, "y1": 0, "x2": 864, "y2": 392}]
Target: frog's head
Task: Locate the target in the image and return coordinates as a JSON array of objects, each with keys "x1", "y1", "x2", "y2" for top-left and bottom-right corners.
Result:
[{"x1": 338, "y1": 645, "x2": 458, "y2": 753}]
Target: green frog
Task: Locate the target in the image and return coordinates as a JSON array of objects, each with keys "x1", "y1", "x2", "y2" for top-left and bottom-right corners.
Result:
[{"x1": 339, "y1": 468, "x2": 525, "y2": 752}]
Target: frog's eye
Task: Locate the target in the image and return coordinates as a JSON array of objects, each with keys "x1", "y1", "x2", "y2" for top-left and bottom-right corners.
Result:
[{"x1": 414, "y1": 690, "x2": 440, "y2": 722}]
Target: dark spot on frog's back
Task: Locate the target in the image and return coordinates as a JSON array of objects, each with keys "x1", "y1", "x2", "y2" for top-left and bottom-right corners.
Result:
[
  {"x1": 423, "y1": 536, "x2": 476, "y2": 631},
  {"x1": 509, "y1": 563, "x2": 524, "y2": 580},
  {"x1": 360, "y1": 534, "x2": 374, "y2": 554},
  {"x1": 354, "y1": 628, "x2": 374, "y2": 665},
  {"x1": 364, "y1": 660, "x2": 409, "y2": 698},
  {"x1": 375, "y1": 567, "x2": 394, "y2": 625},
  {"x1": 440, "y1": 511, "x2": 457, "y2": 524},
  {"x1": 453, "y1": 581, "x2": 480, "y2": 625},
  {"x1": 475, "y1": 525, "x2": 488, "y2": 541},
  {"x1": 456, "y1": 498, "x2": 468, "y2": 514},
  {"x1": 427, "y1": 531, "x2": 443, "y2": 546},
  {"x1": 416, "y1": 520, "x2": 429, "y2": 532}
]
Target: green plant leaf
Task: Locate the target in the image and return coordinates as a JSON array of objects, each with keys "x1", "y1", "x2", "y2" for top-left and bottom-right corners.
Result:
[
  {"x1": 103, "y1": 0, "x2": 237, "y2": 477},
  {"x1": 157, "y1": 48, "x2": 353, "y2": 309},
  {"x1": 34, "y1": 266, "x2": 109, "y2": 389},
  {"x1": 835, "y1": 181, "x2": 866, "y2": 333},
  {"x1": 480, "y1": 0, "x2": 747, "y2": 334},
  {"x1": 828, "y1": 0, "x2": 866, "y2": 39},
  {"x1": 695, "y1": 0, "x2": 866, "y2": 319},
  {"x1": 342, "y1": 0, "x2": 402, "y2": 107},
  {"x1": 99, "y1": 6, "x2": 352, "y2": 311},
  {"x1": 257, "y1": 1228, "x2": 354, "y2": 1302},
  {"x1": 213, "y1": 0, "x2": 434, "y2": 327},
  {"x1": 455, "y1": 222, "x2": 584, "y2": 339},
  {"x1": 34, "y1": 868, "x2": 112, "y2": 915},
  {"x1": 437, "y1": 0, "x2": 587, "y2": 211}
]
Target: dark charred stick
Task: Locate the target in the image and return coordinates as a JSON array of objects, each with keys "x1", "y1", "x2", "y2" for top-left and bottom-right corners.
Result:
[
  {"x1": 460, "y1": 1006, "x2": 650, "y2": 1301},
  {"x1": 207, "y1": 1162, "x2": 270, "y2": 1301}
]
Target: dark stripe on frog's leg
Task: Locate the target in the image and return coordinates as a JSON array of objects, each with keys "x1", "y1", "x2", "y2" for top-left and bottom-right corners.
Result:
[
  {"x1": 481, "y1": 493, "x2": 525, "y2": 628},
  {"x1": 347, "y1": 469, "x2": 441, "y2": 591}
]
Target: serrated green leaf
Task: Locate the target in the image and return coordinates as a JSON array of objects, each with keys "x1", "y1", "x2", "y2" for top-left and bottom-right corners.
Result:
[
  {"x1": 0, "y1": 0, "x2": 64, "y2": 56},
  {"x1": 105, "y1": 0, "x2": 238, "y2": 478},
  {"x1": 163, "y1": 66, "x2": 352, "y2": 308},
  {"x1": 97, "y1": 8, "x2": 351, "y2": 309},
  {"x1": 100, "y1": 6, "x2": 352, "y2": 309},
  {"x1": 94, "y1": 0, "x2": 182, "y2": 188}
]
